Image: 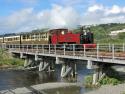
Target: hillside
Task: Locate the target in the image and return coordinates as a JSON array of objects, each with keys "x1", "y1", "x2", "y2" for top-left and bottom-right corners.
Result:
[{"x1": 73, "y1": 23, "x2": 125, "y2": 43}]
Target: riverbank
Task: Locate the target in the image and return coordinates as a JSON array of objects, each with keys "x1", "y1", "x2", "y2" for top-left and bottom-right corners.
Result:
[
  {"x1": 84, "y1": 83, "x2": 125, "y2": 94},
  {"x1": 0, "y1": 49, "x2": 24, "y2": 70},
  {"x1": 0, "y1": 82, "x2": 80, "y2": 94}
]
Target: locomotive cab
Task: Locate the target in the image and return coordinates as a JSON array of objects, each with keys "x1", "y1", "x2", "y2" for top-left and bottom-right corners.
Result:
[
  {"x1": 80, "y1": 27, "x2": 96, "y2": 48},
  {"x1": 80, "y1": 28, "x2": 93, "y2": 44}
]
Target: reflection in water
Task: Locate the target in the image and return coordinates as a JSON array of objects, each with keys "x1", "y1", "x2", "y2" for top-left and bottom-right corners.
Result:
[
  {"x1": 0, "y1": 63, "x2": 93, "y2": 94},
  {"x1": 0, "y1": 70, "x2": 58, "y2": 90}
]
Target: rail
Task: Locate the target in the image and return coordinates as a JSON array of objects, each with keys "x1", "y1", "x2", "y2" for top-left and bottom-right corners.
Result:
[{"x1": 4, "y1": 44, "x2": 125, "y2": 61}]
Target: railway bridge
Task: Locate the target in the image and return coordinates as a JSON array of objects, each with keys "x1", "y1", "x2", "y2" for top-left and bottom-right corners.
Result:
[{"x1": 2, "y1": 44, "x2": 125, "y2": 85}]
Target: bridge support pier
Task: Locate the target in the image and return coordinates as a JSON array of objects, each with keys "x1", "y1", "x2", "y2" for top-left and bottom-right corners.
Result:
[
  {"x1": 24, "y1": 58, "x2": 32, "y2": 68},
  {"x1": 92, "y1": 68, "x2": 99, "y2": 85},
  {"x1": 39, "y1": 57, "x2": 55, "y2": 72},
  {"x1": 60, "y1": 60, "x2": 77, "y2": 78},
  {"x1": 92, "y1": 64, "x2": 105, "y2": 85},
  {"x1": 24, "y1": 58, "x2": 38, "y2": 68}
]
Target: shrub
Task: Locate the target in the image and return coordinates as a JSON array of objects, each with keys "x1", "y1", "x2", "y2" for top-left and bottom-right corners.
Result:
[
  {"x1": 0, "y1": 48, "x2": 24, "y2": 67},
  {"x1": 84, "y1": 75, "x2": 93, "y2": 87},
  {"x1": 99, "y1": 76, "x2": 121, "y2": 85}
]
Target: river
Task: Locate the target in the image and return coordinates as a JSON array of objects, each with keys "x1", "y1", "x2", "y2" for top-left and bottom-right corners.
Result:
[{"x1": 0, "y1": 62, "x2": 94, "y2": 94}]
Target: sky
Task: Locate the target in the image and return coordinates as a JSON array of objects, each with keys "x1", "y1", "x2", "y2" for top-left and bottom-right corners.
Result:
[{"x1": 0, "y1": 0, "x2": 125, "y2": 34}]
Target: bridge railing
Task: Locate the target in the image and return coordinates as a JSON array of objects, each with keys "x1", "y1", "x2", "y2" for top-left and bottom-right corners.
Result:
[{"x1": 6, "y1": 44, "x2": 125, "y2": 60}]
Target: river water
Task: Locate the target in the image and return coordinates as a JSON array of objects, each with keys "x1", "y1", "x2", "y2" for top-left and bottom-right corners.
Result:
[{"x1": 0, "y1": 62, "x2": 94, "y2": 94}]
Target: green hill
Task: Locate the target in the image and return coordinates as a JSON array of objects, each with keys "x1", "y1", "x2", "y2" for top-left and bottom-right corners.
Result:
[{"x1": 73, "y1": 23, "x2": 125, "y2": 44}]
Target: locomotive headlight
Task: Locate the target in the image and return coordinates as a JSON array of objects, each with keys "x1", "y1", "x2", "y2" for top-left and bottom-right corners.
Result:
[{"x1": 61, "y1": 31, "x2": 64, "y2": 35}]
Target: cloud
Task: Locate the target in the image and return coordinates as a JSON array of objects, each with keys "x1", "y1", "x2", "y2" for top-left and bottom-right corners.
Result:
[
  {"x1": 80, "y1": 4, "x2": 125, "y2": 25},
  {"x1": 0, "y1": 4, "x2": 79, "y2": 34},
  {"x1": 105, "y1": 5, "x2": 122, "y2": 15},
  {"x1": 0, "y1": 4, "x2": 125, "y2": 34},
  {"x1": 88, "y1": 4, "x2": 103, "y2": 12},
  {"x1": 0, "y1": 8, "x2": 34, "y2": 34},
  {"x1": 39, "y1": 4, "x2": 79, "y2": 28},
  {"x1": 108, "y1": 5, "x2": 121, "y2": 14}
]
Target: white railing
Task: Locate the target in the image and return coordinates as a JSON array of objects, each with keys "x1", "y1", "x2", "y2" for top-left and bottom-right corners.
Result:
[{"x1": 5, "y1": 44, "x2": 125, "y2": 60}]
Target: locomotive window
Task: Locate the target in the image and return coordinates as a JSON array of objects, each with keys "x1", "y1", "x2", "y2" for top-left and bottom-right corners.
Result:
[
  {"x1": 15, "y1": 37, "x2": 18, "y2": 40},
  {"x1": 46, "y1": 33, "x2": 47, "y2": 38},
  {"x1": 27, "y1": 35, "x2": 30, "y2": 39},
  {"x1": 36, "y1": 35, "x2": 38, "y2": 39},
  {"x1": 8, "y1": 38, "x2": 12, "y2": 41},
  {"x1": 31, "y1": 35, "x2": 35, "y2": 39},
  {"x1": 14, "y1": 37, "x2": 17, "y2": 40},
  {"x1": 23, "y1": 35, "x2": 27, "y2": 39}
]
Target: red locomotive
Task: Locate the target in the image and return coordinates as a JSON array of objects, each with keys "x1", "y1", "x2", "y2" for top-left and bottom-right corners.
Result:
[{"x1": 50, "y1": 28, "x2": 96, "y2": 48}]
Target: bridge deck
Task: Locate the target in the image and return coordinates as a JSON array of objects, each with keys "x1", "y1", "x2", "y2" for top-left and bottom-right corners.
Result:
[{"x1": 5, "y1": 44, "x2": 125, "y2": 65}]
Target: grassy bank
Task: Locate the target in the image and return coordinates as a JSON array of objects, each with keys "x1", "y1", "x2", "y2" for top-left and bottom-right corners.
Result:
[
  {"x1": 0, "y1": 49, "x2": 24, "y2": 68},
  {"x1": 84, "y1": 67, "x2": 125, "y2": 87},
  {"x1": 84, "y1": 75, "x2": 122, "y2": 88}
]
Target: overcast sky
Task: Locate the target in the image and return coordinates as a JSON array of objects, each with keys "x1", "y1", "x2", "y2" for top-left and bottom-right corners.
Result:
[{"x1": 0, "y1": 0, "x2": 125, "y2": 34}]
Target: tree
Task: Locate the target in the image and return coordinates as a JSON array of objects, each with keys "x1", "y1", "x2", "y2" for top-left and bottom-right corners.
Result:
[{"x1": 118, "y1": 32, "x2": 125, "y2": 40}]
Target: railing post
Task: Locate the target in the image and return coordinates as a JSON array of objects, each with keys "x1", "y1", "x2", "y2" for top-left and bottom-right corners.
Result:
[
  {"x1": 64, "y1": 44, "x2": 65, "y2": 55},
  {"x1": 109, "y1": 43, "x2": 111, "y2": 52},
  {"x1": 84, "y1": 44, "x2": 86, "y2": 56},
  {"x1": 18, "y1": 44, "x2": 20, "y2": 49},
  {"x1": 15, "y1": 44, "x2": 17, "y2": 49},
  {"x1": 49, "y1": 44, "x2": 50, "y2": 54},
  {"x1": 23, "y1": 45, "x2": 25, "y2": 52},
  {"x1": 31, "y1": 45, "x2": 33, "y2": 52},
  {"x1": 8, "y1": 44, "x2": 10, "y2": 49},
  {"x1": 27, "y1": 45, "x2": 28, "y2": 52},
  {"x1": 112, "y1": 44, "x2": 114, "y2": 61},
  {"x1": 11, "y1": 44, "x2": 12, "y2": 49},
  {"x1": 13, "y1": 45, "x2": 15, "y2": 49},
  {"x1": 97, "y1": 44, "x2": 99, "y2": 59},
  {"x1": 42, "y1": 44, "x2": 44, "y2": 54},
  {"x1": 73, "y1": 44, "x2": 75, "y2": 56},
  {"x1": 55, "y1": 44, "x2": 56, "y2": 55},
  {"x1": 37, "y1": 44, "x2": 38, "y2": 52},
  {"x1": 123, "y1": 43, "x2": 125, "y2": 52}
]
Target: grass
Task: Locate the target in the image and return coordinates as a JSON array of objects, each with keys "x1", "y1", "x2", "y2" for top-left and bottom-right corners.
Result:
[
  {"x1": 84, "y1": 75, "x2": 122, "y2": 88},
  {"x1": 0, "y1": 49, "x2": 24, "y2": 67},
  {"x1": 84, "y1": 67, "x2": 124, "y2": 87},
  {"x1": 99, "y1": 76, "x2": 121, "y2": 85}
]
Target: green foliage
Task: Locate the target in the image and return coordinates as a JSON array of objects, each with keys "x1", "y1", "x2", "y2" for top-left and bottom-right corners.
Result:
[
  {"x1": 84, "y1": 75, "x2": 121, "y2": 87},
  {"x1": 72, "y1": 28, "x2": 81, "y2": 33},
  {"x1": 84, "y1": 67, "x2": 124, "y2": 87},
  {"x1": 0, "y1": 49, "x2": 24, "y2": 67},
  {"x1": 118, "y1": 32, "x2": 125, "y2": 40},
  {"x1": 90, "y1": 23, "x2": 125, "y2": 43},
  {"x1": 73, "y1": 23, "x2": 125, "y2": 43},
  {"x1": 99, "y1": 76, "x2": 121, "y2": 85},
  {"x1": 99, "y1": 67, "x2": 123, "y2": 86},
  {"x1": 84, "y1": 75, "x2": 93, "y2": 85}
]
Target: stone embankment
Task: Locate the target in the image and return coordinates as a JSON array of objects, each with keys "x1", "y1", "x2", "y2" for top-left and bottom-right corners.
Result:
[
  {"x1": 85, "y1": 83, "x2": 125, "y2": 94},
  {"x1": 0, "y1": 82, "x2": 79, "y2": 94}
]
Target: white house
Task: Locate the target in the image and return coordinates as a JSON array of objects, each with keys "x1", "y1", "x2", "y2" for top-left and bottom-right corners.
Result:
[{"x1": 109, "y1": 29, "x2": 125, "y2": 36}]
